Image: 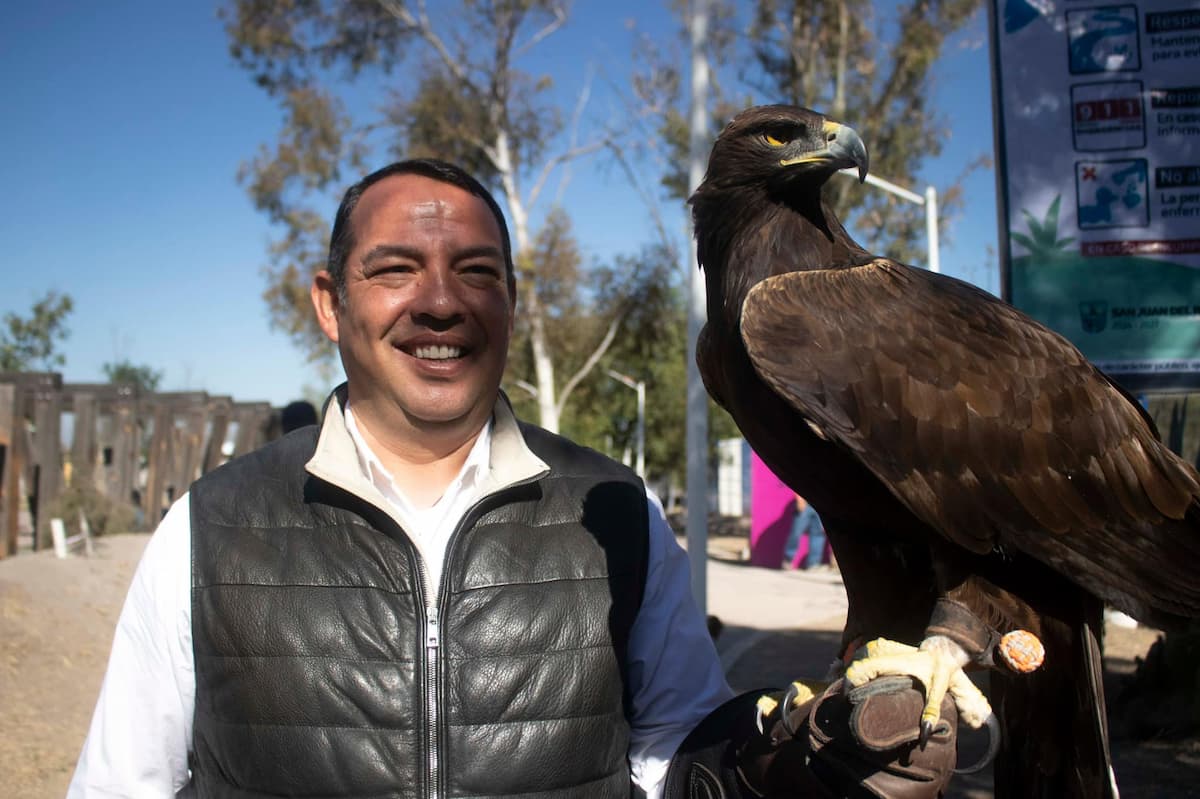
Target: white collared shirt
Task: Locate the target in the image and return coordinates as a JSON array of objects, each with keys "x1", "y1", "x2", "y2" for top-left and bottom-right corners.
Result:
[
  {"x1": 68, "y1": 407, "x2": 732, "y2": 799},
  {"x1": 342, "y1": 405, "x2": 492, "y2": 593}
]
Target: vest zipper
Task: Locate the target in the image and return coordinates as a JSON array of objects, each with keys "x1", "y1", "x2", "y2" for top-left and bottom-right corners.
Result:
[
  {"x1": 425, "y1": 603, "x2": 440, "y2": 799},
  {"x1": 423, "y1": 475, "x2": 543, "y2": 799}
]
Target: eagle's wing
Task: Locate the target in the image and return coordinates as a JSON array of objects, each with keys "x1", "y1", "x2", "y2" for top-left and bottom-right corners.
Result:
[{"x1": 740, "y1": 260, "x2": 1200, "y2": 619}]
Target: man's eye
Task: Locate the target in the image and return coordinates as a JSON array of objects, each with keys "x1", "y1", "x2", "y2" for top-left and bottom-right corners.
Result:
[
  {"x1": 463, "y1": 264, "x2": 500, "y2": 277},
  {"x1": 369, "y1": 263, "x2": 413, "y2": 276}
]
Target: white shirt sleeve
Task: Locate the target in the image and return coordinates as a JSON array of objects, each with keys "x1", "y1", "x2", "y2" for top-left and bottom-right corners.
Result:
[
  {"x1": 628, "y1": 493, "x2": 735, "y2": 798},
  {"x1": 68, "y1": 495, "x2": 196, "y2": 798}
]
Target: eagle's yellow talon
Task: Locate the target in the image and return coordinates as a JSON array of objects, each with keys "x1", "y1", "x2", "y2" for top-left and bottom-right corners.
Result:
[
  {"x1": 756, "y1": 694, "x2": 779, "y2": 717},
  {"x1": 787, "y1": 680, "x2": 820, "y2": 706},
  {"x1": 845, "y1": 635, "x2": 993, "y2": 735}
]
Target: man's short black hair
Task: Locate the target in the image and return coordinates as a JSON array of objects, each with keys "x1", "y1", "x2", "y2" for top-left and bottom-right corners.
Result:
[{"x1": 326, "y1": 159, "x2": 515, "y2": 300}]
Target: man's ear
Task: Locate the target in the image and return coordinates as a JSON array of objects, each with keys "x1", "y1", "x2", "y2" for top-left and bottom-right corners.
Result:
[{"x1": 312, "y1": 271, "x2": 341, "y2": 344}]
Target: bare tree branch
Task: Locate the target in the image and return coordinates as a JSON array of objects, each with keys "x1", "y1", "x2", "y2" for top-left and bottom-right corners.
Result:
[
  {"x1": 553, "y1": 64, "x2": 596, "y2": 205},
  {"x1": 376, "y1": 0, "x2": 468, "y2": 84},
  {"x1": 555, "y1": 311, "x2": 623, "y2": 418},
  {"x1": 513, "y1": 4, "x2": 567, "y2": 58},
  {"x1": 526, "y1": 139, "x2": 608, "y2": 211},
  {"x1": 608, "y1": 142, "x2": 676, "y2": 254}
]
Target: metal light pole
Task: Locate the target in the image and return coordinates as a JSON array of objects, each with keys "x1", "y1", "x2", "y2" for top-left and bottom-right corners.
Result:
[
  {"x1": 606, "y1": 369, "x2": 645, "y2": 480},
  {"x1": 840, "y1": 169, "x2": 940, "y2": 273},
  {"x1": 685, "y1": 0, "x2": 711, "y2": 613}
]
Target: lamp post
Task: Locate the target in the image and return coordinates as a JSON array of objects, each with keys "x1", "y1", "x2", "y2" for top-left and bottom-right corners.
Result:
[
  {"x1": 840, "y1": 169, "x2": 940, "y2": 273},
  {"x1": 606, "y1": 369, "x2": 645, "y2": 480}
]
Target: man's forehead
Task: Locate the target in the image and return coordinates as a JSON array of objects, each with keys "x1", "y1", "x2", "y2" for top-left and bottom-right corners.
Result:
[
  {"x1": 351, "y1": 173, "x2": 501, "y2": 243},
  {"x1": 407, "y1": 198, "x2": 454, "y2": 219},
  {"x1": 359, "y1": 174, "x2": 487, "y2": 218}
]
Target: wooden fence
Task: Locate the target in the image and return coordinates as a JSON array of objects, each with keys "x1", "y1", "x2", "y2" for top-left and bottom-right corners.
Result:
[{"x1": 0, "y1": 372, "x2": 283, "y2": 558}]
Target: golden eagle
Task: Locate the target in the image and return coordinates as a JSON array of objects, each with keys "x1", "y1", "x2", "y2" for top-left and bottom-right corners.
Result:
[{"x1": 690, "y1": 104, "x2": 1200, "y2": 797}]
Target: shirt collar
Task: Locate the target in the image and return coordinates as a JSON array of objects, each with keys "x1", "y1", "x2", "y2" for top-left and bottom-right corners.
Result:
[
  {"x1": 342, "y1": 403, "x2": 492, "y2": 510},
  {"x1": 305, "y1": 385, "x2": 548, "y2": 519}
]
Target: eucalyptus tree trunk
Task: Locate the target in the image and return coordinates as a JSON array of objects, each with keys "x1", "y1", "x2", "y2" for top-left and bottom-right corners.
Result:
[{"x1": 495, "y1": 140, "x2": 561, "y2": 433}]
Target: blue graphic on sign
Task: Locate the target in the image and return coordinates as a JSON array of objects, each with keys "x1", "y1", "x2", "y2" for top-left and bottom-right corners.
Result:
[
  {"x1": 1076, "y1": 159, "x2": 1150, "y2": 228},
  {"x1": 1005, "y1": 0, "x2": 1042, "y2": 32},
  {"x1": 1067, "y1": 6, "x2": 1141, "y2": 74}
]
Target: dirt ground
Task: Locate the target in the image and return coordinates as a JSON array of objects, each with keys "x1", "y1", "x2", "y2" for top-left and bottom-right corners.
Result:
[
  {"x1": 1, "y1": 533, "x2": 1197, "y2": 798},
  {"x1": 1, "y1": 534, "x2": 147, "y2": 798}
]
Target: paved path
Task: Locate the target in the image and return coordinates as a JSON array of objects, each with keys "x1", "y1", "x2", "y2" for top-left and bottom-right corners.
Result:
[{"x1": 703, "y1": 556, "x2": 848, "y2": 690}]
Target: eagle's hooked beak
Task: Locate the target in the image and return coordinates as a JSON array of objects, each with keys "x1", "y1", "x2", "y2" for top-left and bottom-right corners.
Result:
[
  {"x1": 780, "y1": 120, "x2": 869, "y2": 183},
  {"x1": 827, "y1": 121, "x2": 869, "y2": 184}
]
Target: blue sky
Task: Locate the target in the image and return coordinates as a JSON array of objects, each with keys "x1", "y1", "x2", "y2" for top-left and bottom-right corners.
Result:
[{"x1": 0, "y1": 1, "x2": 999, "y2": 408}]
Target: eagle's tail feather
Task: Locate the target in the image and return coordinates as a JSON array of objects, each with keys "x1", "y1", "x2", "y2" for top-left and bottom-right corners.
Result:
[
  {"x1": 990, "y1": 591, "x2": 1118, "y2": 798},
  {"x1": 1081, "y1": 610, "x2": 1121, "y2": 798}
]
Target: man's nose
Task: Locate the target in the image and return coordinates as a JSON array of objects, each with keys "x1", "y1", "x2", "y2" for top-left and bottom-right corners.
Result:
[{"x1": 411, "y1": 268, "x2": 466, "y2": 323}]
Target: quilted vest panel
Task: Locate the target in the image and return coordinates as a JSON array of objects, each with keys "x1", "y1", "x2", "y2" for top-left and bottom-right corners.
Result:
[{"x1": 189, "y1": 424, "x2": 648, "y2": 799}]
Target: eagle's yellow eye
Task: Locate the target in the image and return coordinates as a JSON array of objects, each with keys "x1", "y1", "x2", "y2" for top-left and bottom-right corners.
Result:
[{"x1": 764, "y1": 134, "x2": 786, "y2": 147}]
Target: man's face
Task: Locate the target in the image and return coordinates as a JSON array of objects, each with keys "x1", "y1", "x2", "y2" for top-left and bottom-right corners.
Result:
[{"x1": 314, "y1": 174, "x2": 514, "y2": 439}]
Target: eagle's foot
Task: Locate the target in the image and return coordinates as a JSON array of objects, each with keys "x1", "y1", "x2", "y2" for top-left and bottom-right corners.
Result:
[{"x1": 844, "y1": 636, "x2": 993, "y2": 738}]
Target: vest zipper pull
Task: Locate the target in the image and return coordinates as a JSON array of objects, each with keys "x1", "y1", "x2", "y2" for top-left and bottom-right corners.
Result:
[
  {"x1": 426, "y1": 606, "x2": 441, "y2": 799},
  {"x1": 427, "y1": 607, "x2": 440, "y2": 649}
]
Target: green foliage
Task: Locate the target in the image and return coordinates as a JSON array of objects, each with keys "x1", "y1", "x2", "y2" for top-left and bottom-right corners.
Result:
[
  {"x1": 641, "y1": 0, "x2": 985, "y2": 267},
  {"x1": 507, "y1": 208, "x2": 590, "y2": 367},
  {"x1": 390, "y1": 70, "x2": 505, "y2": 187},
  {"x1": 223, "y1": 0, "x2": 568, "y2": 365},
  {"x1": 102, "y1": 359, "x2": 164, "y2": 393},
  {"x1": 47, "y1": 483, "x2": 138, "y2": 537},
  {"x1": 389, "y1": 65, "x2": 557, "y2": 190},
  {"x1": 744, "y1": 0, "x2": 985, "y2": 264},
  {"x1": 0, "y1": 291, "x2": 74, "y2": 372},
  {"x1": 1010, "y1": 195, "x2": 1076, "y2": 258},
  {"x1": 222, "y1": 0, "x2": 412, "y2": 95},
  {"x1": 510, "y1": 241, "x2": 738, "y2": 490}
]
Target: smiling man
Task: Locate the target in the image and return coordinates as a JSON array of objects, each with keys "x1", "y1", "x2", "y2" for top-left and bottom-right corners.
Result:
[
  {"x1": 311, "y1": 166, "x2": 519, "y2": 508},
  {"x1": 69, "y1": 159, "x2": 958, "y2": 799}
]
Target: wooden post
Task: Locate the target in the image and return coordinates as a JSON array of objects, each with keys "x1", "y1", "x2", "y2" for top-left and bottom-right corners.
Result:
[
  {"x1": 108, "y1": 397, "x2": 139, "y2": 512},
  {"x1": 61, "y1": 383, "x2": 149, "y2": 527},
  {"x1": 143, "y1": 400, "x2": 173, "y2": 527},
  {"x1": 232, "y1": 402, "x2": 272, "y2": 457},
  {"x1": 201, "y1": 396, "x2": 232, "y2": 475},
  {"x1": 0, "y1": 382, "x2": 16, "y2": 558},
  {"x1": 173, "y1": 395, "x2": 209, "y2": 497},
  {"x1": 70, "y1": 390, "x2": 98, "y2": 490},
  {"x1": 1, "y1": 373, "x2": 64, "y2": 553},
  {"x1": 31, "y1": 378, "x2": 63, "y2": 551}
]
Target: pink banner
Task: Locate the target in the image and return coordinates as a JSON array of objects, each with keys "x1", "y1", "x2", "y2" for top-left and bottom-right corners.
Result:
[{"x1": 749, "y1": 452, "x2": 795, "y2": 569}]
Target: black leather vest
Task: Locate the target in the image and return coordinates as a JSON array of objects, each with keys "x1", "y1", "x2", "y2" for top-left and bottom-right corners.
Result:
[{"x1": 189, "y1": 423, "x2": 649, "y2": 798}]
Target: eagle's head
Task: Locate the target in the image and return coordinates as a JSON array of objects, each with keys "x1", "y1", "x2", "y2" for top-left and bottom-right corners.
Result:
[
  {"x1": 691, "y1": 104, "x2": 869, "y2": 200},
  {"x1": 689, "y1": 105, "x2": 874, "y2": 308}
]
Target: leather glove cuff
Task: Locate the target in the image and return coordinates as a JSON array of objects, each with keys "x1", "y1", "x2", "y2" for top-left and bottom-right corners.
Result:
[
  {"x1": 664, "y1": 677, "x2": 958, "y2": 799},
  {"x1": 740, "y1": 677, "x2": 958, "y2": 799}
]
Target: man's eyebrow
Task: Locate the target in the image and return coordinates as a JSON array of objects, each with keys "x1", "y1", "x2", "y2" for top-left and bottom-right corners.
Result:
[
  {"x1": 360, "y1": 244, "x2": 422, "y2": 265},
  {"x1": 358, "y1": 243, "x2": 504, "y2": 265},
  {"x1": 454, "y1": 245, "x2": 505, "y2": 262}
]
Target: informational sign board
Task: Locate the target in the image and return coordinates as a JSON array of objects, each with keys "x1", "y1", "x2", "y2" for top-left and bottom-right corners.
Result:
[{"x1": 990, "y1": 0, "x2": 1200, "y2": 390}]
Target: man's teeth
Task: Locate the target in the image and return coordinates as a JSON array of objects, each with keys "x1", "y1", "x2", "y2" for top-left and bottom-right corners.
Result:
[{"x1": 413, "y1": 345, "x2": 463, "y2": 360}]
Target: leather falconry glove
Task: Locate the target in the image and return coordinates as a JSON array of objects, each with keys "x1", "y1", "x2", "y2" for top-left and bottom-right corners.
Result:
[{"x1": 664, "y1": 673, "x2": 958, "y2": 799}]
